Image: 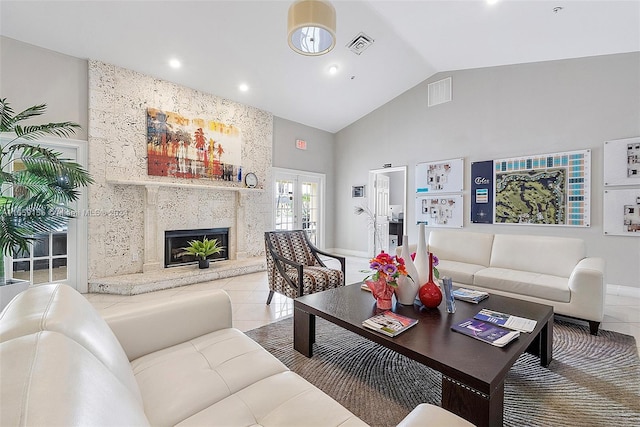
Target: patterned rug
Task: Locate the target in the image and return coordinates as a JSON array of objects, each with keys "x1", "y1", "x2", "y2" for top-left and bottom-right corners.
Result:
[{"x1": 246, "y1": 317, "x2": 640, "y2": 427}]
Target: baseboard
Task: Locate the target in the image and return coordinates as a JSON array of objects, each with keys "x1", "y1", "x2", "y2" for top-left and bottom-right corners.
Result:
[
  {"x1": 606, "y1": 283, "x2": 640, "y2": 299},
  {"x1": 329, "y1": 248, "x2": 368, "y2": 258}
]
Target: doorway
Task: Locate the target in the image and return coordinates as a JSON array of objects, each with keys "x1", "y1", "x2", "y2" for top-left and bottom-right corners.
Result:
[
  {"x1": 1, "y1": 137, "x2": 88, "y2": 292},
  {"x1": 273, "y1": 168, "x2": 326, "y2": 247},
  {"x1": 367, "y1": 166, "x2": 407, "y2": 257}
]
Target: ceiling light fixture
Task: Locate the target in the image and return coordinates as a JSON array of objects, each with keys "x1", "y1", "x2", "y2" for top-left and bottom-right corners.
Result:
[
  {"x1": 239, "y1": 83, "x2": 249, "y2": 92},
  {"x1": 169, "y1": 58, "x2": 181, "y2": 69},
  {"x1": 288, "y1": 0, "x2": 336, "y2": 56},
  {"x1": 328, "y1": 65, "x2": 338, "y2": 75},
  {"x1": 486, "y1": 0, "x2": 500, "y2": 5}
]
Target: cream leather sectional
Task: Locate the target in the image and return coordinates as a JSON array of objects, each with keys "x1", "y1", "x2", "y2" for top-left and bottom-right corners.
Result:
[
  {"x1": 0, "y1": 284, "x2": 472, "y2": 426},
  {"x1": 410, "y1": 230, "x2": 606, "y2": 335}
]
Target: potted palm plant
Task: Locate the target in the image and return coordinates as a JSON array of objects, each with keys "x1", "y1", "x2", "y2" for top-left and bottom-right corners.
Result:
[
  {"x1": 179, "y1": 236, "x2": 225, "y2": 269},
  {"x1": 0, "y1": 98, "x2": 93, "y2": 308}
]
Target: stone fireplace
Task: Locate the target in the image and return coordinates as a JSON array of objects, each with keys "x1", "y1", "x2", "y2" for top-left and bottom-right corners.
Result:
[{"x1": 165, "y1": 227, "x2": 229, "y2": 267}]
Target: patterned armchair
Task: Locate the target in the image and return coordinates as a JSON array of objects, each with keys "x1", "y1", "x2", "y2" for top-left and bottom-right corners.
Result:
[{"x1": 264, "y1": 230, "x2": 345, "y2": 304}]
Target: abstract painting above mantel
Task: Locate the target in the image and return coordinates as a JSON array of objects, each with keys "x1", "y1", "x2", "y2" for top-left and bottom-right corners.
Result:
[{"x1": 146, "y1": 108, "x2": 242, "y2": 181}]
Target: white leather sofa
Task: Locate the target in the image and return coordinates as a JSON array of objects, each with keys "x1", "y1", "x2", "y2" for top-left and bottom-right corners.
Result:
[
  {"x1": 405, "y1": 230, "x2": 605, "y2": 335},
  {"x1": 0, "y1": 283, "x2": 473, "y2": 427}
]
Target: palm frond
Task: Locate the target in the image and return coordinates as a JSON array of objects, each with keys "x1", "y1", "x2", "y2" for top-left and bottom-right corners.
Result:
[{"x1": 13, "y1": 122, "x2": 81, "y2": 141}]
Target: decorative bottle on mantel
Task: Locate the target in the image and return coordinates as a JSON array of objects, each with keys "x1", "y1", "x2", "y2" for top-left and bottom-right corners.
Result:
[
  {"x1": 413, "y1": 223, "x2": 430, "y2": 286},
  {"x1": 395, "y1": 234, "x2": 420, "y2": 305}
]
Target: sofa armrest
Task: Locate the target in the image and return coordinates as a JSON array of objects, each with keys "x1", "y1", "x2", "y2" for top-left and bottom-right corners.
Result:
[
  {"x1": 397, "y1": 404, "x2": 474, "y2": 427},
  {"x1": 567, "y1": 257, "x2": 606, "y2": 321},
  {"x1": 103, "y1": 289, "x2": 233, "y2": 361}
]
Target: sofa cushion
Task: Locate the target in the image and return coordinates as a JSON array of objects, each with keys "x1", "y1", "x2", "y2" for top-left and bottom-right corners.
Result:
[
  {"x1": 178, "y1": 371, "x2": 367, "y2": 427},
  {"x1": 0, "y1": 331, "x2": 149, "y2": 426},
  {"x1": 131, "y1": 327, "x2": 291, "y2": 426},
  {"x1": 436, "y1": 260, "x2": 486, "y2": 285},
  {"x1": 428, "y1": 230, "x2": 494, "y2": 267},
  {"x1": 474, "y1": 267, "x2": 571, "y2": 303},
  {"x1": 0, "y1": 283, "x2": 143, "y2": 404},
  {"x1": 490, "y1": 234, "x2": 585, "y2": 278}
]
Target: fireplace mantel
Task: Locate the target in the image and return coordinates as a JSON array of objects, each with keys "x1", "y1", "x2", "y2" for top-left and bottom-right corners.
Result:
[
  {"x1": 106, "y1": 178, "x2": 263, "y2": 193},
  {"x1": 106, "y1": 178, "x2": 256, "y2": 272}
]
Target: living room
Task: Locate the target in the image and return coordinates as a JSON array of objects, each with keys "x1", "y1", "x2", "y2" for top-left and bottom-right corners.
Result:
[{"x1": 1, "y1": 1, "x2": 639, "y2": 426}]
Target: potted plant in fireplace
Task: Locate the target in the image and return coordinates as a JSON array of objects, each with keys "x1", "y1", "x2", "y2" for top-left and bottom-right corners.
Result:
[{"x1": 179, "y1": 236, "x2": 225, "y2": 269}]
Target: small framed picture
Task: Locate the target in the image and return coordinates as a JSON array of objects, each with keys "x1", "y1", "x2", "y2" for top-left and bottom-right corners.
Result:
[{"x1": 352, "y1": 185, "x2": 365, "y2": 198}]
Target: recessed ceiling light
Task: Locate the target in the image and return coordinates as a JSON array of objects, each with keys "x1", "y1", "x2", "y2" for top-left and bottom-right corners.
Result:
[
  {"x1": 239, "y1": 83, "x2": 249, "y2": 92},
  {"x1": 486, "y1": 0, "x2": 499, "y2": 5},
  {"x1": 329, "y1": 65, "x2": 339, "y2": 75},
  {"x1": 169, "y1": 58, "x2": 181, "y2": 69}
]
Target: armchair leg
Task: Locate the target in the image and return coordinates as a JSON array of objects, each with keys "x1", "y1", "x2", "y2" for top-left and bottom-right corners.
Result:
[
  {"x1": 266, "y1": 290, "x2": 275, "y2": 305},
  {"x1": 589, "y1": 321, "x2": 600, "y2": 336}
]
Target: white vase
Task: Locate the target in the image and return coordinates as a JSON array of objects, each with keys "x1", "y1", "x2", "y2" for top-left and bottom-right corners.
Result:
[
  {"x1": 414, "y1": 223, "x2": 430, "y2": 286},
  {"x1": 396, "y1": 234, "x2": 420, "y2": 305}
]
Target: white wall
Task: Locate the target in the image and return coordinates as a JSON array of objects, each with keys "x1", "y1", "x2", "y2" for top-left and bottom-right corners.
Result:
[
  {"x1": 273, "y1": 117, "x2": 336, "y2": 248},
  {"x1": 335, "y1": 53, "x2": 640, "y2": 288},
  {"x1": 0, "y1": 36, "x2": 88, "y2": 139}
]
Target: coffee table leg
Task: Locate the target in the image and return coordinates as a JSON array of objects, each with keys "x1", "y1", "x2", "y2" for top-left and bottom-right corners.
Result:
[
  {"x1": 442, "y1": 376, "x2": 503, "y2": 427},
  {"x1": 525, "y1": 314, "x2": 554, "y2": 367},
  {"x1": 294, "y1": 306, "x2": 315, "y2": 357},
  {"x1": 540, "y1": 314, "x2": 553, "y2": 367}
]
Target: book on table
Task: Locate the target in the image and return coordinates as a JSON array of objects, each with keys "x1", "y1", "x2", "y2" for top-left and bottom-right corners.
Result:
[
  {"x1": 474, "y1": 308, "x2": 537, "y2": 333},
  {"x1": 452, "y1": 288, "x2": 489, "y2": 303},
  {"x1": 451, "y1": 318, "x2": 520, "y2": 347},
  {"x1": 363, "y1": 311, "x2": 418, "y2": 337}
]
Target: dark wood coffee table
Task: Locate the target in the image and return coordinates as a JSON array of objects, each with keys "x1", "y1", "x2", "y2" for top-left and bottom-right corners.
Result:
[{"x1": 293, "y1": 283, "x2": 553, "y2": 427}]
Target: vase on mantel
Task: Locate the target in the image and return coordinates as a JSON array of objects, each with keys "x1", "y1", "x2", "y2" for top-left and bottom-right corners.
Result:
[
  {"x1": 419, "y1": 252, "x2": 442, "y2": 309},
  {"x1": 414, "y1": 223, "x2": 430, "y2": 286},
  {"x1": 395, "y1": 234, "x2": 420, "y2": 305}
]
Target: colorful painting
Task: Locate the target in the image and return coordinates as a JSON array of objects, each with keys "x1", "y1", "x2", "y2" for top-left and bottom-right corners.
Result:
[
  {"x1": 146, "y1": 108, "x2": 242, "y2": 181},
  {"x1": 494, "y1": 150, "x2": 591, "y2": 227}
]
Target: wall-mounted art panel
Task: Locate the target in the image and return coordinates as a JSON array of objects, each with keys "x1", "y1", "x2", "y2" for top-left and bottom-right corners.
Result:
[
  {"x1": 604, "y1": 136, "x2": 640, "y2": 186},
  {"x1": 415, "y1": 158, "x2": 464, "y2": 194},
  {"x1": 415, "y1": 194, "x2": 463, "y2": 228},
  {"x1": 147, "y1": 107, "x2": 242, "y2": 181},
  {"x1": 494, "y1": 149, "x2": 591, "y2": 227},
  {"x1": 604, "y1": 189, "x2": 640, "y2": 236},
  {"x1": 471, "y1": 160, "x2": 494, "y2": 224}
]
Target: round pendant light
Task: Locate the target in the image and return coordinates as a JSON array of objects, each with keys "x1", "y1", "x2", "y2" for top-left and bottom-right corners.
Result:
[{"x1": 288, "y1": 0, "x2": 336, "y2": 56}]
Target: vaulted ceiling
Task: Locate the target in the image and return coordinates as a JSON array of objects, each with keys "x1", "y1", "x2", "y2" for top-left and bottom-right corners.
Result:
[{"x1": 1, "y1": 1, "x2": 638, "y2": 133}]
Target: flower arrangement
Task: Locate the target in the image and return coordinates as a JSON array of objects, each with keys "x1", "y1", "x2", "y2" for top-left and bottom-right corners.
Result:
[{"x1": 365, "y1": 251, "x2": 410, "y2": 288}]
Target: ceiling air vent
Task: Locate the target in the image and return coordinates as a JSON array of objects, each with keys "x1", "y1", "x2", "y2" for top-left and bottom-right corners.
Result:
[
  {"x1": 346, "y1": 32, "x2": 374, "y2": 55},
  {"x1": 428, "y1": 77, "x2": 452, "y2": 107}
]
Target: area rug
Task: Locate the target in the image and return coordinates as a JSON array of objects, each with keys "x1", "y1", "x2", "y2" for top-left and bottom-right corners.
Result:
[{"x1": 246, "y1": 318, "x2": 640, "y2": 427}]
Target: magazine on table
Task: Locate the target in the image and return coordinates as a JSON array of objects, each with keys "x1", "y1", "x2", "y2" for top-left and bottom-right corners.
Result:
[
  {"x1": 474, "y1": 308, "x2": 537, "y2": 333},
  {"x1": 363, "y1": 311, "x2": 418, "y2": 337},
  {"x1": 452, "y1": 288, "x2": 489, "y2": 303},
  {"x1": 451, "y1": 318, "x2": 520, "y2": 347}
]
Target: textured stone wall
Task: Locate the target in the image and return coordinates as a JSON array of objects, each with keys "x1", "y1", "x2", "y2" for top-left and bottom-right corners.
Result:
[{"x1": 87, "y1": 61, "x2": 272, "y2": 279}]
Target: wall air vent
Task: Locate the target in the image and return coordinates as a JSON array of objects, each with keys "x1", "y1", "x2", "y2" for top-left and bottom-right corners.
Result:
[
  {"x1": 346, "y1": 32, "x2": 374, "y2": 55},
  {"x1": 428, "y1": 77, "x2": 452, "y2": 107}
]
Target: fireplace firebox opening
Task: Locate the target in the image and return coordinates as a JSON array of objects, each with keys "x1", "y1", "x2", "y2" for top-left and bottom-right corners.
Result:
[{"x1": 165, "y1": 228, "x2": 229, "y2": 268}]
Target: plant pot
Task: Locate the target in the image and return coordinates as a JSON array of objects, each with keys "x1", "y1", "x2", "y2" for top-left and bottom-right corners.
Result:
[
  {"x1": 0, "y1": 278, "x2": 30, "y2": 312},
  {"x1": 198, "y1": 258, "x2": 210, "y2": 269}
]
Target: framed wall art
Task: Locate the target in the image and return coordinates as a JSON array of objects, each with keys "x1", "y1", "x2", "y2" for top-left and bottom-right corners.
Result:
[
  {"x1": 415, "y1": 158, "x2": 464, "y2": 194},
  {"x1": 604, "y1": 136, "x2": 640, "y2": 187},
  {"x1": 493, "y1": 149, "x2": 591, "y2": 227},
  {"x1": 352, "y1": 185, "x2": 365, "y2": 198},
  {"x1": 415, "y1": 194, "x2": 463, "y2": 228},
  {"x1": 603, "y1": 189, "x2": 640, "y2": 236}
]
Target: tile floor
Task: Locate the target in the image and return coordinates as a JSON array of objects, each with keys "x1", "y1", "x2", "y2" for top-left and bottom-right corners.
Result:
[{"x1": 85, "y1": 256, "x2": 640, "y2": 354}]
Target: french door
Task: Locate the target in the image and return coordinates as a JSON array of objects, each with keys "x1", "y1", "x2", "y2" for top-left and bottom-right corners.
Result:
[
  {"x1": 2, "y1": 138, "x2": 88, "y2": 291},
  {"x1": 273, "y1": 168, "x2": 325, "y2": 247}
]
